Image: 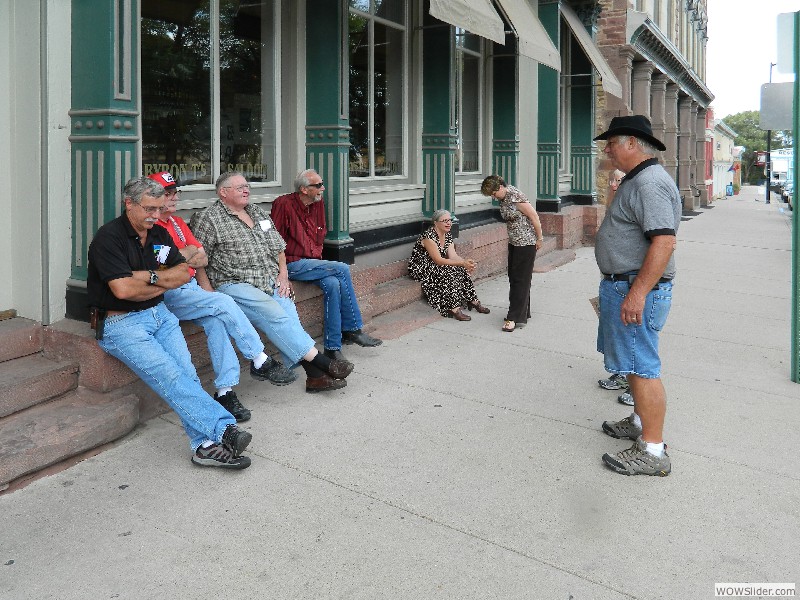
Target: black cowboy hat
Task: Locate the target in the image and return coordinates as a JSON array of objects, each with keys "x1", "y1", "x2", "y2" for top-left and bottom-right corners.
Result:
[{"x1": 594, "y1": 115, "x2": 666, "y2": 152}]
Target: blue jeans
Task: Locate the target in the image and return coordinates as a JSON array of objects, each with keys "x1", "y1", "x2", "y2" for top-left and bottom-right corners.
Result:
[
  {"x1": 98, "y1": 303, "x2": 236, "y2": 451},
  {"x1": 597, "y1": 278, "x2": 673, "y2": 378},
  {"x1": 217, "y1": 282, "x2": 315, "y2": 368},
  {"x1": 287, "y1": 258, "x2": 363, "y2": 350},
  {"x1": 164, "y1": 278, "x2": 265, "y2": 389}
]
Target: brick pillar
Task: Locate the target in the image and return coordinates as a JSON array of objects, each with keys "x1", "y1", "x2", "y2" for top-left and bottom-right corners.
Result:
[
  {"x1": 663, "y1": 83, "x2": 679, "y2": 181},
  {"x1": 695, "y1": 107, "x2": 709, "y2": 206},
  {"x1": 650, "y1": 74, "x2": 667, "y2": 150},
  {"x1": 678, "y1": 95, "x2": 694, "y2": 210},
  {"x1": 631, "y1": 61, "x2": 654, "y2": 119},
  {"x1": 617, "y1": 47, "x2": 635, "y2": 115}
]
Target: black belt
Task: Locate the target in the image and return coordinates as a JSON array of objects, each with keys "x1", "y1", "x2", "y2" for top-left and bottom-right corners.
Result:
[{"x1": 603, "y1": 273, "x2": 672, "y2": 287}]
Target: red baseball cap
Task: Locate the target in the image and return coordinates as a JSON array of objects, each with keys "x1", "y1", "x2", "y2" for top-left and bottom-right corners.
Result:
[{"x1": 147, "y1": 171, "x2": 177, "y2": 189}]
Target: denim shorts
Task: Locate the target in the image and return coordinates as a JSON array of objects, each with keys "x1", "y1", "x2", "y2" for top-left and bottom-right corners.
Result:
[{"x1": 596, "y1": 278, "x2": 673, "y2": 378}]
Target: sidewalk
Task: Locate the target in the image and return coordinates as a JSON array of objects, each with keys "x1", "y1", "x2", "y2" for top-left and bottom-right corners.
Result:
[{"x1": 1, "y1": 186, "x2": 797, "y2": 600}]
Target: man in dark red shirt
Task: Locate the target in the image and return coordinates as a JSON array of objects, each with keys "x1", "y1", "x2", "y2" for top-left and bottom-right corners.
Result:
[{"x1": 271, "y1": 169, "x2": 382, "y2": 359}]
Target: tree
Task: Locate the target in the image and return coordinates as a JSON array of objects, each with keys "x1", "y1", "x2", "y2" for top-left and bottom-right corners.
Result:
[{"x1": 721, "y1": 111, "x2": 793, "y2": 184}]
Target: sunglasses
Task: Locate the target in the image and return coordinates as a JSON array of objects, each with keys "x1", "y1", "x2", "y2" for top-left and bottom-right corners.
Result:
[{"x1": 306, "y1": 182, "x2": 324, "y2": 189}]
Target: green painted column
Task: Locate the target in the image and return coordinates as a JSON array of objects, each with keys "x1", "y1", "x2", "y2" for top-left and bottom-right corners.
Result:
[
  {"x1": 568, "y1": 16, "x2": 596, "y2": 200},
  {"x1": 537, "y1": 0, "x2": 561, "y2": 211},
  {"x1": 422, "y1": 9, "x2": 457, "y2": 232},
  {"x1": 306, "y1": 0, "x2": 353, "y2": 263},
  {"x1": 491, "y1": 50, "x2": 519, "y2": 187},
  {"x1": 67, "y1": 0, "x2": 139, "y2": 319}
]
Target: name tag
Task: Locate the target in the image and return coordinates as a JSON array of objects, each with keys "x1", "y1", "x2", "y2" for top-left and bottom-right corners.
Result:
[
  {"x1": 152, "y1": 244, "x2": 172, "y2": 264},
  {"x1": 259, "y1": 219, "x2": 272, "y2": 232}
]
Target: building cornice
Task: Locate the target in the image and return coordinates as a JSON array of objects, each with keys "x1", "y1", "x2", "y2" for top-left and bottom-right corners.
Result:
[{"x1": 626, "y1": 10, "x2": 714, "y2": 108}]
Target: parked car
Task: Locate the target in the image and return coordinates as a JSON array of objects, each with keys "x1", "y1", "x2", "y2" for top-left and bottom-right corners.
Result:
[{"x1": 782, "y1": 181, "x2": 793, "y2": 210}]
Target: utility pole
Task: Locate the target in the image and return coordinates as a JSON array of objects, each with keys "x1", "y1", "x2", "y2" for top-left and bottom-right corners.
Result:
[{"x1": 766, "y1": 62, "x2": 776, "y2": 203}]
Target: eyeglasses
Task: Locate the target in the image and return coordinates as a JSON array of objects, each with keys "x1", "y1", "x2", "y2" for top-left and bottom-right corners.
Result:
[
  {"x1": 138, "y1": 204, "x2": 166, "y2": 214},
  {"x1": 438, "y1": 219, "x2": 452, "y2": 223},
  {"x1": 225, "y1": 184, "x2": 251, "y2": 192},
  {"x1": 306, "y1": 182, "x2": 324, "y2": 189}
]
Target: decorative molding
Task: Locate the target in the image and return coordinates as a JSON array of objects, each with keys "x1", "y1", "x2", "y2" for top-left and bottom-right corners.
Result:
[{"x1": 627, "y1": 15, "x2": 714, "y2": 108}]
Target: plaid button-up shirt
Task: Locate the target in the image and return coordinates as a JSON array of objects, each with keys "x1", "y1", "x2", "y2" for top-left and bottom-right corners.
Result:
[{"x1": 190, "y1": 200, "x2": 287, "y2": 295}]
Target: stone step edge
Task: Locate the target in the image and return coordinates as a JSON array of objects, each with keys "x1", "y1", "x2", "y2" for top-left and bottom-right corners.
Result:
[
  {"x1": 0, "y1": 317, "x2": 44, "y2": 364},
  {"x1": 0, "y1": 387, "x2": 140, "y2": 488},
  {"x1": 0, "y1": 355, "x2": 81, "y2": 418}
]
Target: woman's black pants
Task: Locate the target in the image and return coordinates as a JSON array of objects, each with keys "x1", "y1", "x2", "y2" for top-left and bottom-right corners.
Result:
[{"x1": 506, "y1": 243, "x2": 537, "y2": 323}]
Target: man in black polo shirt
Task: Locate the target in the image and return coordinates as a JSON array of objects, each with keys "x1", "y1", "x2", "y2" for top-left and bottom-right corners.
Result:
[{"x1": 87, "y1": 177, "x2": 253, "y2": 469}]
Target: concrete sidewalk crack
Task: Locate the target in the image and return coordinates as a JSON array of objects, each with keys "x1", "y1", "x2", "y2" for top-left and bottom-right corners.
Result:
[{"x1": 255, "y1": 450, "x2": 642, "y2": 600}]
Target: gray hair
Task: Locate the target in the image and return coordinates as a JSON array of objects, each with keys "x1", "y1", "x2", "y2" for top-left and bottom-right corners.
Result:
[
  {"x1": 215, "y1": 171, "x2": 245, "y2": 194},
  {"x1": 432, "y1": 209, "x2": 450, "y2": 224},
  {"x1": 123, "y1": 177, "x2": 164, "y2": 204},
  {"x1": 294, "y1": 169, "x2": 319, "y2": 191},
  {"x1": 614, "y1": 134, "x2": 659, "y2": 155}
]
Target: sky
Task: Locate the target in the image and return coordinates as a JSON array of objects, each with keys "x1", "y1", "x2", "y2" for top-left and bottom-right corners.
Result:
[{"x1": 705, "y1": 0, "x2": 797, "y2": 120}]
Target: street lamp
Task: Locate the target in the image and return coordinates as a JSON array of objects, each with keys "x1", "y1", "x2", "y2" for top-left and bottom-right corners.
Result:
[{"x1": 766, "y1": 62, "x2": 777, "y2": 203}]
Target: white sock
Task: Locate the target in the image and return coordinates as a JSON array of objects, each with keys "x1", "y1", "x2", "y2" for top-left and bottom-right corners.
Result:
[
  {"x1": 630, "y1": 412, "x2": 642, "y2": 428},
  {"x1": 200, "y1": 440, "x2": 215, "y2": 449},
  {"x1": 216, "y1": 387, "x2": 232, "y2": 397},
  {"x1": 645, "y1": 441, "x2": 665, "y2": 457},
  {"x1": 253, "y1": 352, "x2": 269, "y2": 369}
]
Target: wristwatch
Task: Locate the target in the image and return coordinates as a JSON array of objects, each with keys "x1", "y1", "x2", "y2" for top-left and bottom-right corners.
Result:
[{"x1": 148, "y1": 270, "x2": 159, "y2": 285}]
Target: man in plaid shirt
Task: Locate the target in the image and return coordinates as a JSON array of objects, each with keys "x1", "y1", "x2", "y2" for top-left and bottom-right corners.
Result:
[{"x1": 190, "y1": 172, "x2": 355, "y2": 393}]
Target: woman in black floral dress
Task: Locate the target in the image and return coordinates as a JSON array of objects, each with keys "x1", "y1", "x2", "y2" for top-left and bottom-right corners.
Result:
[
  {"x1": 408, "y1": 210, "x2": 490, "y2": 321},
  {"x1": 481, "y1": 175, "x2": 543, "y2": 332}
]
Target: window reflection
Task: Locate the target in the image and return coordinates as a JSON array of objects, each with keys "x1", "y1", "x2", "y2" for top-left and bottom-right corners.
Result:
[
  {"x1": 455, "y1": 30, "x2": 481, "y2": 173},
  {"x1": 348, "y1": 0, "x2": 406, "y2": 178},
  {"x1": 141, "y1": 0, "x2": 277, "y2": 186},
  {"x1": 141, "y1": 0, "x2": 212, "y2": 184}
]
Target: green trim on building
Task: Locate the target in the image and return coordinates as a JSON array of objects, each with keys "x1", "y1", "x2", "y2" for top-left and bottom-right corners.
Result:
[
  {"x1": 568, "y1": 34, "x2": 596, "y2": 197},
  {"x1": 70, "y1": 0, "x2": 139, "y2": 281},
  {"x1": 491, "y1": 51, "x2": 518, "y2": 188},
  {"x1": 537, "y1": 0, "x2": 560, "y2": 201},
  {"x1": 306, "y1": 0, "x2": 352, "y2": 259},
  {"x1": 421, "y1": 10, "x2": 456, "y2": 220}
]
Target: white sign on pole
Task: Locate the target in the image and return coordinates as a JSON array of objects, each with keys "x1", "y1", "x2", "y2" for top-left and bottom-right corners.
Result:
[{"x1": 760, "y1": 82, "x2": 795, "y2": 130}]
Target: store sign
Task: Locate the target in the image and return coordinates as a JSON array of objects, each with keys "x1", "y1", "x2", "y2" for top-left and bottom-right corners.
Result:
[{"x1": 143, "y1": 163, "x2": 271, "y2": 184}]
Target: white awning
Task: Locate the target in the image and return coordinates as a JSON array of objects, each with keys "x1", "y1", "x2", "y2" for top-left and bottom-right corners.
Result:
[
  {"x1": 560, "y1": 4, "x2": 623, "y2": 99},
  {"x1": 494, "y1": 0, "x2": 560, "y2": 71},
  {"x1": 428, "y1": 0, "x2": 506, "y2": 46}
]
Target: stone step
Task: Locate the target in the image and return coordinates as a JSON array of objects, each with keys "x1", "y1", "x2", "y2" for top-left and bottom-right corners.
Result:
[
  {"x1": 368, "y1": 276, "x2": 425, "y2": 319},
  {"x1": 0, "y1": 317, "x2": 43, "y2": 364},
  {"x1": 534, "y1": 248, "x2": 577, "y2": 273},
  {"x1": 0, "y1": 355, "x2": 80, "y2": 418},
  {"x1": 0, "y1": 387, "x2": 140, "y2": 488}
]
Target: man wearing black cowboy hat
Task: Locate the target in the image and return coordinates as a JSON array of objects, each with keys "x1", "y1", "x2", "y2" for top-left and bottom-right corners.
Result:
[{"x1": 592, "y1": 115, "x2": 681, "y2": 476}]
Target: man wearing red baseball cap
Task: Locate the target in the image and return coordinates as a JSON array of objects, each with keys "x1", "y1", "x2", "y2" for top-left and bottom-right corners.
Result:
[{"x1": 147, "y1": 171, "x2": 297, "y2": 422}]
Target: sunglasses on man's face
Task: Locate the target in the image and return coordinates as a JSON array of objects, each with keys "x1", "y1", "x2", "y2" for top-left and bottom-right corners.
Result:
[{"x1": 306, "y1": 182, "x2": 324, "y2": 189}]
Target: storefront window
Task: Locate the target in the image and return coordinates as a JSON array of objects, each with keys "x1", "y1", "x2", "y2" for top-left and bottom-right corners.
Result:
[
  {"x1": 348, "y1": 0, "x2": 406, "y2": 178},
  {"x1": 455, "y1": 30, "x2": 481, "y2": 173},
  {"x1": 141, "y1": 0, "x2": 278, "y2": 186}
]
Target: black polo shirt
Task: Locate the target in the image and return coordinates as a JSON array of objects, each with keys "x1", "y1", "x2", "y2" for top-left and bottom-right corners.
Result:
[{"x1": 87, "y1": 214, "x2": 186, "y2": 311}]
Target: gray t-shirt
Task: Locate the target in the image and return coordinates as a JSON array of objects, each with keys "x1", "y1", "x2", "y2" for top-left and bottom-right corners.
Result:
[{"x1": 595, "y1": 158, "x2": 681, "y2": 278}]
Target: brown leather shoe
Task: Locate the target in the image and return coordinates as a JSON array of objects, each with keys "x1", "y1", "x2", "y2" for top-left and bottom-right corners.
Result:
[
  {"x1": 306, "y1": 374, "x2": 348, "y2": 393},
  {"x1": 467, "y1": 299, "x2": 490, "y2": 314},
  {"x1": 448, "y1": 308, "x2": 471, "y2": 321},
  {"x1": 326, "y1": 358, "x2": 354, "y2": 379}
]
